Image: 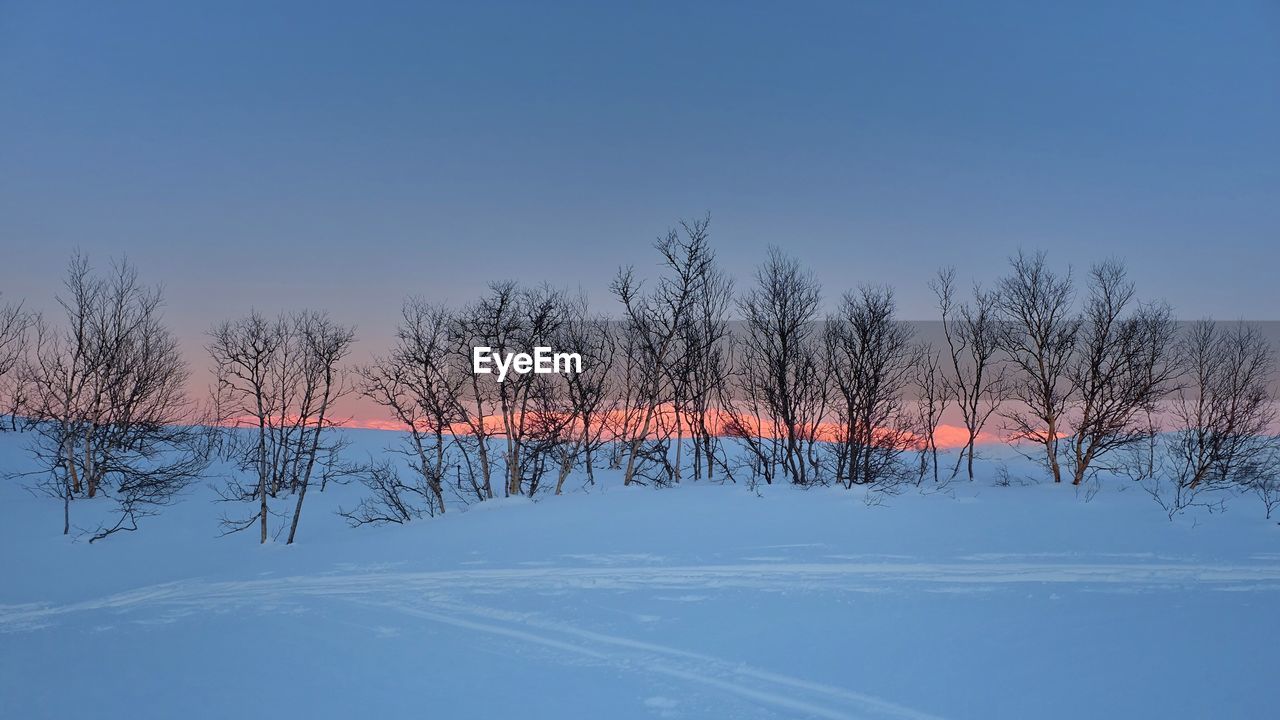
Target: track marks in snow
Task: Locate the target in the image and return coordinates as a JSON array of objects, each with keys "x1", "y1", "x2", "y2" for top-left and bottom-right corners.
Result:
[
  {"x1": 5, "y1": 558, "x2": 1279, "y2": 716},
  {"x1": 361, "y1": 596, "x2": 943, "y2": 720},
  {"x1": 4, "y1": 558, "x2": 1280, "y2": 634}
]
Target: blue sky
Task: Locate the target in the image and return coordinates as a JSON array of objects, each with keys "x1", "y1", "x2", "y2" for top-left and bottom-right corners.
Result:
[{"x1": 2, "y1": 0, "x2": 1278, "y2": 360}]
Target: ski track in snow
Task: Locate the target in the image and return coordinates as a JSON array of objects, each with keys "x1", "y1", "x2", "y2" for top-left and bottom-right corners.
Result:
[
  {"x1": 6, "y1": 558, "x2": 1280, "y2": 632},
  {"x1": 5, "y1": 557, "x2": 1280, "y2": 718},
  {"x1": 362, "y1": 596, "x2": 945, "y2": 720}
]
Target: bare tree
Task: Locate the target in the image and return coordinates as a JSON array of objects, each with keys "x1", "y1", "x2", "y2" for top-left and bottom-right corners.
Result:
[
  {"x1": 1152, "y1": 321, "x2": 1277, "y2": 516},
  {"x1": 208, "y1": 311, "x2": 280, "y2": 543},
  {"x1": 551, "y1": 296, "x2": 617, "y2": 493},
  {"x1": 451, "y1": 287, "x2": 502, "y2": 501},
  {"x1": 521, "y1": 373, "x2": 576, "y2": 496},
  {"x1": 1064, "y1": 261, "x2": 1177, "y2": 486},
  {"x1": 360, "y1": 300, "x2": 465, "y2": 515},
  {"x1": 283, "y1": 312, "x2": 355, "y2": 543},
  {"x1": 611, "y1": 218, "x2": 717, "y2": 486},
  {"x1": 728, "y1": 247, "x2": 827, "y2": 486},
  {"x1": 19, "y1": 253, "x2": 208, "y2": 540},
  {"x1": 337, "y1": 458, "x2": 434, "y2": 526},
  {"x1": 823, "y1": 286, "x2": 916, "y2": 488},
  {"x1": 912, "y1": 344, "x2": 946, "y2": 484},
  {"x1": 1246, "y1": 450, "x2": 1280, "y2": 520},
  {"x1": 455, "y1": 282, "x2": 569, "y2": 497},
  {"x1": 931, "y1": 268, "x2": 1008, "y2": 480},
  {"x1": 0, "y1": 293, "x2": 31, "y2": 430},
  {"x1": 994, "y1": 251, "x2": 1079, "y2": 482},
  {"x1": 604, "y1": 322, "x2": 653, "y2": 472},
  {"x1": 671, "y1": 246, "x2": 734, "y2": 482},
  {"x1": 209, "y1": 310, "x2": 354, "y2": 543}
]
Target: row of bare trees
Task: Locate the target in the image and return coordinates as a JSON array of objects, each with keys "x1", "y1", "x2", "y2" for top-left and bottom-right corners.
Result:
[
  {"x1": 945, "y1": 250, "x2": 1276, "y2": 516},
  {"x1": 342, "y1": 223, "x2": 1277, "y2": 516},
  {"x1": 3, "y1": 255, "x2": 210, "y2": 541},
  {"x1": 209, "y1": 310, "x2": 356, "y2": 543},
  {"x1": 350, "y1": 286, "x2": 620, "y2": 524},
  {"x1": 980, "y1": 253, "x2": 1181, "y2": 487},
  {"x1": 0, "y1": 254, "x2": 358, "y2": 543},
  {"x1": 3, "y1": 235, "x2": 1278, "y2": 540}
]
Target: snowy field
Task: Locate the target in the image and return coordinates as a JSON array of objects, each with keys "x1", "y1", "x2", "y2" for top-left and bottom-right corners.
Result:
[{"x1": 1, "y1": 428, "x2": 1278, "y2": 719}]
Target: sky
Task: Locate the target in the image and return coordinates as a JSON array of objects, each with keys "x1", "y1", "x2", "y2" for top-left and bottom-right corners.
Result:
[{"x1": 2, "y1": 0, "x2": 1278, "y2": 400}]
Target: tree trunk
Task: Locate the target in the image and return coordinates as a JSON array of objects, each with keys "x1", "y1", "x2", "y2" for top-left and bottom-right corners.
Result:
[
  {"x1": 286, "y1": 478, "x2": 308, "y2": 544},
  {"x1": 622, "y1": 438, "x2": 641, "y2": 486},
  {"x1": 84, "y1": 427, "x2": 97, "y2": 498},
  {"x1": 62, "y1": 479, "x2": 71, "y2": 535},
  {"x1": 674, "y1": 421, "x2": 684, "y2": 484},
  {"x1": 65, "y1": 436, "x2": 81, "y2": 496},
  {"x1": 258, "y1": 418, "x2": 269, "y2": 543},
  {"x1": 1046, "y1": 418, "x2": 1062, "y2": 483},
  {"x1": 623, "y1": 404, "x2": 658, "y2": 486},
  {"x1": 432, "y1": 430, "x2": 447, "y2": 513},
  {"x1": 554, "y1": 450, "x2": 572, "y2": 495}
]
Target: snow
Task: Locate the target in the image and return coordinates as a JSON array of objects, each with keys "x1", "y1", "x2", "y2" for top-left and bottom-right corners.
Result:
[{"x1": 1, "y1": 428, "x2": 1277, "y2": 719}]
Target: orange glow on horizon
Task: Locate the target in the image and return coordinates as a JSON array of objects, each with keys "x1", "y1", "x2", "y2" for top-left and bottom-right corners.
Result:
[{"x1": 309, "y1": 407, "x2": 1004, "y2": 450}]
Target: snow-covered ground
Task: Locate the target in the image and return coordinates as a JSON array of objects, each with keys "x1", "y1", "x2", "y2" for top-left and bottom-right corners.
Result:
[{"x1": 1, "y1": 428, "x2": 1277, "y2": 719}]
